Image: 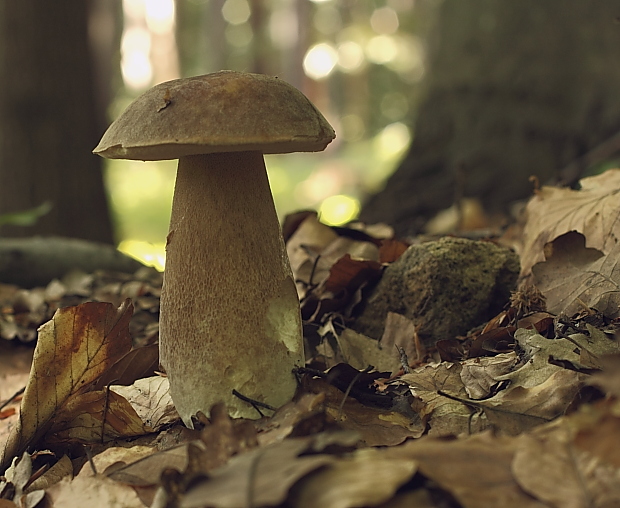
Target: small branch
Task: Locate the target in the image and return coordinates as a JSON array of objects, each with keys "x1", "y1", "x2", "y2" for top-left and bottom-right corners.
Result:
[
  {"x1": 232, "y1": 389, "x2": 276, "y2": 418},
  {"x1": 0, "y1": 386, "x2": 25, "y2": 412},
  {"x1": 84, "y1": 446, "x2": 98, "y2": 475},
  {"x1": 336, "y1": 366, "x2": 372, "y2": 421}
]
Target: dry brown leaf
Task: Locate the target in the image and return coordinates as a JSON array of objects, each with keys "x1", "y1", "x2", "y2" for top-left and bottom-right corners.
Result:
[
  {"x1": 255, "y1": 392, "x2": 328, "y2": 447},
  {"x1": 335, "y1": 328, "x2": 400, "y2": 374},
  {"x1": 292, "y1": 447, "x2": 418, "y2": 508},
  {"x1": 1, "y1": 300, "x2": 133, "y2": 471},
  {"x1": 305, "y1": 376, "x2": 424, "y2": 446},
  {"x1": 401, "y1": 362, "x2": 487, "y2": 437},
  {"x1": 476, "y1": 369, "x2": 585, "y2": 435},
  {"x1": 514, "y1": 430, "x2": 620, "y2": 508},
  {"x1": 375, "y1": 489, "x2": 436, "y2": 508},
  {"x1": 459, "y1": 353, "x2": 519, "y2": 400},
  {"x1": 589, "y1": 353, "x2": 620, "y2": 397},
  {"x1": 395, "y1": 432, "x2": 547, "y2": 508},
  {"x1": 519, "y1": 168, "x2": 620, "y2": 277},
  {"x1": 27, "y1": 454, "x2": 73, "y2": 491},
  {"x1": 108, "y1": 444, "x2": 189, "y2": 487},
  {"x1": 46, "y1": 473, "x2": 144, "y2": 508},
  {"x1": 378, "y1": 238, "x2": 409, "y2": 264},
  {"x1": 378, "y1": 312, "x2": 420, "y2": 372},
  {"x1": 76, "y1": 445, "x2": 156, "y2": 478},
  {"x1": 286, "y1": 214, "x2": 339, "y2": 298},
  {"x1": 92, "y1": 343, "x2": 159, "y2": 391},
  {"x1": 502, "y1": 329, "x2": 588, "y2": 387},
  {"x1": 511, "y1": 399, "x2": 620, "y2": 507},
  {"x1": 178, "y1": 437, "x2": 333, "y2": 508},
  {"x1": 111, "y1": 376, "x2": 179, "y2": 431},
  {"x1": 533, "y1": 232, "x2": 620, "y2": 317},
  {"x1": 45, "y1": 389, "x2": 147, "y2": 443}
]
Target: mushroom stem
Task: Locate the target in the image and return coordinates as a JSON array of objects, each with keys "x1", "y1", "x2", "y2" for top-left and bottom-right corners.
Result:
[{"x1": 159, "y1": 151, "x2": 304, "y2": 426}]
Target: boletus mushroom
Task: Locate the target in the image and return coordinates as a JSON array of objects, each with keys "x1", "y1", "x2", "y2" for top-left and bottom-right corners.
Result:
[{"x1": 94, "y1": 71, "x2": 335, "y2": 425}]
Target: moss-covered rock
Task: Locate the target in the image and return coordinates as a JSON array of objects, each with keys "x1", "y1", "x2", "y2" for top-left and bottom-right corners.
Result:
[{"x1": 351, "y1": 237, "x2": 520, "y2": 347}]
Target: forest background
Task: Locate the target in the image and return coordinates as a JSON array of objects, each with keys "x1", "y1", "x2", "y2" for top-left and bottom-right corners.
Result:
[{"x1": 1, "y1": 0, "x2": 619, "y2": 269}]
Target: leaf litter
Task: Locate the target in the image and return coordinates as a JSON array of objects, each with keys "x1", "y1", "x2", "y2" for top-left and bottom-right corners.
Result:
[{"x1": 3, "y1": 171, "x2": 620, "y2": 506}]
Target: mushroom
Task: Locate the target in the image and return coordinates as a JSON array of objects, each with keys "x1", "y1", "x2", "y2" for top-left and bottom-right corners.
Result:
[{"x1": 94, "y1": 71, "x2": 335, "y2": 425}]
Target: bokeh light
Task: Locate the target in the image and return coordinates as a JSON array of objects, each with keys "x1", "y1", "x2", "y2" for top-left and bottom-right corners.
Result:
[
  {"x1": 319, "y1": 195, "x2": 360, "y2": 226},
  {"x1": 118, "y1": 240, "x2": 166, "y2": 271},
  {"x1": 222, "y1": 0, "x2": 251, "y2": 25},
  {"x1": 144, "y1": 0, "x2": 175, "y2": 34},
  {"x1": 370, "y1": 7, "x2": 399, "y2": 34},
  {"x1": 121, "y1": 27, "x2": 152, "y2": 90},
  {"x1": 366, "y1": 35, "x2": 398, "y2": 64},
  {"x1": 337, "y1": 40, "x2": 365, "y2": 72},
  {"x1": 303, "y1": 43, "x2": 338, "y2": 80},
  {"x1": 374, "y1": 122, "x2": 411, "y2": 160}
]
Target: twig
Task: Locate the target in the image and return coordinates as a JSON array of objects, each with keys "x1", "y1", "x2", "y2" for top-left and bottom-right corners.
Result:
[
  {"x1": 232, "y1": 389, "x2": 276, "y2": 418},
  {"x1": 336, "y1": 366, "x2": 372, "y2": 421},
  {"x1": 84, "y1": 446, "x2": 98, "y2": 475},
  {"x1": 0, "y1": 386, "x2": 25, "y2": 411},
  {"x1": 101, "y1": 381, "x2": 118, "y2": 444}
]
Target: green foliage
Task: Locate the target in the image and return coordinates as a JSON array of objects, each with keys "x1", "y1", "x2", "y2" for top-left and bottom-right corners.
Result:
[{"x1": 0, "y1": 201, "x2": 52, "y2": 228}]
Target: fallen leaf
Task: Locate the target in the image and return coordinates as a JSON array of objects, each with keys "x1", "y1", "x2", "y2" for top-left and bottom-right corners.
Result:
[
  {"x1": 477, "y1": 369, "x2": 585, "y2": 435},
  {"x1": 519, "y1": 168, "x2": 620, "y2": 277},
  {"x1": 92, "y1": 343, "x2": 159, "y2": 391},
  {"x1": 304, "y1": 376, "x2": 424, "y2": 446},
  {"x1": 1, "y1": 300, "x2": 133, "y2": 471},
  {"x1": 27, "y1": 454, "x2": 73, "y2": 491},
  {"x1": 291, "y1": 447, "x2": 418, "y2": 508},
  {"x1": 335, "y1": 328, "x2": 400, "y2": 374},
  {"x1": 459, "y1": 353, "x2": 518, "y2": 400},
  {"x1": 533, "y1": 232, "x2": 620, "y2": 317},
  {"x1": 45, "y1": 389, "x2": 147, "y2": 443},
  {"x1": 588, "y1": 353, "x2": 620, "y2": 397},
  {"x1": 513, "y1": 430, "x2": 620, "y2": 507},
  {"x1": 395, "y1": 432, "x2": 547, "y2": 508},
  {"x1": 111, "y1": 376, "x2": 179, "y2": 430},
  {"x1": 378, "y1": 312, "x2": 421, "y2": 372},
  {"x1": 45, "y1": 473, "x2": 144, "y2": 508},
  {"x1": 177, "y1": 437, "x2": 333, "y2": 508},
  {"x1": 401, "y1": 362, "x2": 487, "y2": 437},
  {"x1": 255, "y1": 392, "x2": 328, "y2": 446},
  {"x1": 76, "y1": 445, "x2": 156, "y2": 478},
  {"x1": 107, "y1": 444, "x2": 189, "y2": 487}
]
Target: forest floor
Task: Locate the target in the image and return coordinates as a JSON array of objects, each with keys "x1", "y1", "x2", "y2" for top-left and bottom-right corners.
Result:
[{"x1": 2, "y1": 170, "x2": 620, "y2": 507}]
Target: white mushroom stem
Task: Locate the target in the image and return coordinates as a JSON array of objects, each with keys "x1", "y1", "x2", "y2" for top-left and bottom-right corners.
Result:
[{"x1": 159, "y1": 151, "x2": 304, "y2": 426}]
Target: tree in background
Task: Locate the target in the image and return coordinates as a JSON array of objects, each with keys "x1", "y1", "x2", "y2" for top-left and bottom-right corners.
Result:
[
  {"x1": 360, "y1": 0, "x2": 620, "y2": 235},
  {"x1": 0, "y1": 0, "x2": 115, "y2": 243}
]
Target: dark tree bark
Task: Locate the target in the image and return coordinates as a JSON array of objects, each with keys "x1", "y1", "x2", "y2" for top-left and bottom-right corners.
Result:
[
  {"x1": 360, "y1": 0, "x2": 620, "y2": 236},
  {"x1": 0, "y1": 0, "x2": 114, "y2": 243}
]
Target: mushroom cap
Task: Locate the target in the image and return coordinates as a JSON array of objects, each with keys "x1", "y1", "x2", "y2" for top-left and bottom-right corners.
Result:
[{"x1": 94, "y1": 71, "x2": 336, "y2": 161}]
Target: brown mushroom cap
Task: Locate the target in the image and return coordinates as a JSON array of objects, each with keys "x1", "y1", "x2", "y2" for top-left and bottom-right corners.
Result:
[{"x1": 94, "y1": 71, "x2": 335, "y2": 161}]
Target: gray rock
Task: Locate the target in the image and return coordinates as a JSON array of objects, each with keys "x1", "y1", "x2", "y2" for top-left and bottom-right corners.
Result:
[{"x1": 351, "y1": 237, "x2": 520, "y2": 347}]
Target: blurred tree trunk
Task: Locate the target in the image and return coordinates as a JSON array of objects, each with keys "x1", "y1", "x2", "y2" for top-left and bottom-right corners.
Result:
[
  {"x1": 0, "y1": 0, "x2": 114, "y2": 243},
  {"x1": 360, "y1": 0, "x2": 620, "y2": 236}
]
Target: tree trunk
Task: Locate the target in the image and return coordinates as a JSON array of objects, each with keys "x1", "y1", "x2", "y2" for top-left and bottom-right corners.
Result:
[
  {"x1": 0, "y1": 0, "x2": 114, "y2": 243},
  {"x1": 360, "y1": 0, "x2": 620, "y2": 236}
]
